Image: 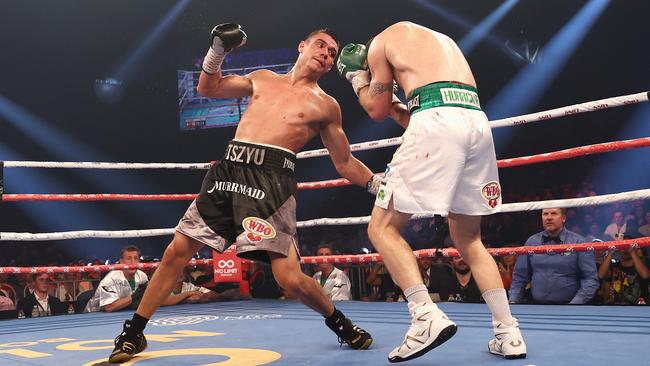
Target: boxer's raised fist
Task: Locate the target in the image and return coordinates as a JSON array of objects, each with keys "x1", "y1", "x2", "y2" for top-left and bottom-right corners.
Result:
[
  {"x1": 202, "y1": 23, "x2": 247, "y2": 74},
  {"x1": 210, "y1": 23, "x2": 247, "y2": 52}
]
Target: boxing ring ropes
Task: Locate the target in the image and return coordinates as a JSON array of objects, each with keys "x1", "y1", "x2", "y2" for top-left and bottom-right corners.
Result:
[
  {"x1": 0, "y1": 92, "x2": 650, "y2": 365},
  {"x1": 2, "y1": 91, "x2": 650, "y2": 277}
]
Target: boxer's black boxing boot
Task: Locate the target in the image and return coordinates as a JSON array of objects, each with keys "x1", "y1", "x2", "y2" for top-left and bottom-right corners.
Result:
[
  {"x1": 108, "y1": 320, "x2": 148, "y2": 363},
  {"x1": 325, "y1": 309, "x2": 373, "y2": 350}
]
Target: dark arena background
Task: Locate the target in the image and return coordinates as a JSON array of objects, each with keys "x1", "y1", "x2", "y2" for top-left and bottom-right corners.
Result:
[{"x1": 0, "y1": 1, "x2": 649, "y2": 365}]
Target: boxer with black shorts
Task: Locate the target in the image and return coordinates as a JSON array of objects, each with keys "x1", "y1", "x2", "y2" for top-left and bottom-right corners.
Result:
[
  {"x1": 108, "y1": 23, "x2": 378, "y2": 363},
  {"x1": 180, "y1": 140, "x2": 300, "y2": 264}
]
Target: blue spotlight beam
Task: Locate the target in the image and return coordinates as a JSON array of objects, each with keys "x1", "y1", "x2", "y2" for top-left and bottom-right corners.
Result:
[
  {"x1": 0, "y1": 96, "x2": 100, "y2": 160},
  {"x1": 613, "y1": 88, "x2": 650, "y2": 140},
  {"x1": 459, "y1": 0, "x2": 519, "y2": 53},
  {"x1": 0, "y1": 94, "x2": 170, "y2": 228},
  {"x1": 412, "y1": 0, "x2": 511, "y2": 56},
  {"x1": 0, "y1": 94, "x2": 159, "y2": 193},
  {"x1": 113, "y1": 0, "x2": 192, "y2": 81},
  {"x1": 412, "y1": 0, "x2": 474, "y2": 30},
  {"x1": 591, "y1": 102, "x2": 650, "y2": 194},
  {"x1": 0, "y1": 144, "x2": 116, "y2": 231},
  {"x1": 486, "y1": 0, "x2": 611, "y2": 120}
]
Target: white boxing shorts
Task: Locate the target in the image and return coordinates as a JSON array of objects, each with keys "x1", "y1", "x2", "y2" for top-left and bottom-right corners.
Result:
[{"x1": 375, "y1": 81, "x2": 501, "y2": 216}]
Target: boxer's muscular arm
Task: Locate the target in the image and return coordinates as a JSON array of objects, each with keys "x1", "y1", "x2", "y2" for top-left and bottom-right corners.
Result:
[
  {"x1": 320, "y1": 98, "x2": 374, "y2": 187},
  {"x1": 357, "y1": 42, "x2": 394, "y2": 122},
  {"x1": 389, "y1": 102, "x2": 410, "y2": 129},
  {"x1": 197, "y1": 71, "x2": 253, "y2": 99},
  {"x1": 197, "y1": 23, "x2": 252, "y2": 99}
]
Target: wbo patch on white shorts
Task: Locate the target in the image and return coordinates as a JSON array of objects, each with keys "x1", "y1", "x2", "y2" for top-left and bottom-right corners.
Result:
[{"x1": 481, "y1": 181, "x2": 501, "y2": 209}]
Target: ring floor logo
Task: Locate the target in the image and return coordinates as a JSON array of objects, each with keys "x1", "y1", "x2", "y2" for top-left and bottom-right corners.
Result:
[
  {"x1": 150, "y1": 315, "x2": 220, "y2": 326},
  {"x1": 150, "y1": 314, "x2": 283, "y2": 326}
]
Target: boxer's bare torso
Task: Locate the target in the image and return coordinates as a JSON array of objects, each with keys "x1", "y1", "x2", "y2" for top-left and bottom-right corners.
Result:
[
  {"x1": 369, "y1": 21, "x2": 476, "y2": 97},
  {"x1": 233, "y1": 70, "x2": 338, "y2": 153}
]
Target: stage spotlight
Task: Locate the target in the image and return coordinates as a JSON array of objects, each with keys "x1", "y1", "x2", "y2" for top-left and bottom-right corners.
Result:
[
  {"x1": 94, "y1": 78, "x2": 124, "y2": 104},
  {"x1": 487, "y1": 0, "x2": 610, "y2": 120},
  {"x1": 505, "y1": 30, "x2": 542, "y2": 64},
  {"x1": 459, "y1": 0, "x2": 519, "y2": 54}
]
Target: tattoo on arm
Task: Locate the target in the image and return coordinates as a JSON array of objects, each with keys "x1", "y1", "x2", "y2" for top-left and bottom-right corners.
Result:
[{"x1": 369, "y1": 82, "x2": 392, "y2": 97}]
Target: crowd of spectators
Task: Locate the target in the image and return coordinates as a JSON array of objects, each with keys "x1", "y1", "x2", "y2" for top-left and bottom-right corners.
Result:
[
  {"x1": 291, "y1": 180, "x2": 650, "y2": 306},
  {"x1": 2, "y1": 181, "x2": 649, "y2": 320},
  {"x1": 297, "y1": 200, "x2": 649, "y2": 305},
  {"x1": 0, "y1": 245, "x2": 249, "y2": 320}
]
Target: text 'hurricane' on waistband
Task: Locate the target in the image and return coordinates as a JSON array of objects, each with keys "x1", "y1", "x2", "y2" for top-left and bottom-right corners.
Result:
[
  {"x1": 223, "y1": 140, "x2": 296, "y2": 173},
  {"x1": 406, "y1": 81, "x2": 481, "y2": 116}
]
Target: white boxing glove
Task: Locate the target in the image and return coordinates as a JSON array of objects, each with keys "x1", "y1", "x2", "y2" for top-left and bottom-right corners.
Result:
[{"x1": 366, "y1": 174, "x2": 383, "y2": 195}]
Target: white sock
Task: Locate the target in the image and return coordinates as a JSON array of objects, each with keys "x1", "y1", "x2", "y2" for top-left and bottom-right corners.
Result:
[
  {"x1": 482, "y1": 288, "x2": 515, "y2": 326},
  {"x1": 404, "y1": 284, "x2": 433, "y2": 305}
]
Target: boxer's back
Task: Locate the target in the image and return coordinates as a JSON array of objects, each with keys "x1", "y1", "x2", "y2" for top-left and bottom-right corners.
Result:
[{"x1": 377, "y1": 22, "x2": 476, "y2": 96}]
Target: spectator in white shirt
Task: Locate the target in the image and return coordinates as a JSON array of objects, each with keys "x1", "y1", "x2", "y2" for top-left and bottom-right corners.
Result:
[
  {"x1": 604, "y1": 211, "x2": 626, "y2": 241},
  {"x1": 312, "y1": 245, "x2": 351, "y2": 301},
  {"x1": 84, "y1": 245, "x2": 148, "y2": 313}
]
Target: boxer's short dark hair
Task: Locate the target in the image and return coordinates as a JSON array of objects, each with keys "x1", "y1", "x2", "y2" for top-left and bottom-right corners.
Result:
[{"x1": 305, "y1": 28, "x2": 339, "y2": 49}]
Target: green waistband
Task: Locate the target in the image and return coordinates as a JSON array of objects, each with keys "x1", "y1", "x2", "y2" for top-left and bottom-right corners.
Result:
[{"x1": 406, "y1": 81, "x2": 481, "y2": 115}]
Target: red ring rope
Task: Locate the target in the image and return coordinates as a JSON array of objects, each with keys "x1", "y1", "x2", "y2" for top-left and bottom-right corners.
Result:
[
  {"x1": 0, "y1": 259, "x2": 212, "y2": 274},
  {"x1": 2, "y1": 239, "x2": 647, "y2": 272},
  {"x1": 498, "y1": 137, "x2": 650, "y2": 168},
  {"x1": 6, "y1": 136, "x2": 647, "y2": 201},
  {"x1": 300, "y1": 237, "x2": 650, "y2": 264}
]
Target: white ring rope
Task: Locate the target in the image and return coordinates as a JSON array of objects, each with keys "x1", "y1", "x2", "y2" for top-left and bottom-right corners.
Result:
[
  {"x1": 495, "y1": 189, "x2": 650, "y2": 213},
  {"x1": 297, "y1": 137, "x2": 404, "y2": 159},
  {"x1": 489, "y1": 91, "x2": 648, "y2": 128},
  {"x1": 300, "y1": 189, "x2": 650, "y2": 227},
  {"x1": 3, "y1": 92, "x2": 646, "y2": 168},
  {"x1": 3, "y1": 188, "x2": 649, "y2": 241}
]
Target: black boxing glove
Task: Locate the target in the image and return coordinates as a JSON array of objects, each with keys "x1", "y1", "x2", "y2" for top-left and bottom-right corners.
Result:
[
  {"x1": 129, "y1": 282, "x2": 148, "y2": 310},
  {"x1": 202, "y1": 23, "x2": 247, "y2": 75}
]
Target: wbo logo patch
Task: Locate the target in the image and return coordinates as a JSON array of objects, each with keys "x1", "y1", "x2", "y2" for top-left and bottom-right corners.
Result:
[
  {"x1": 242, "y1": 217, "x2": 276, "y2": 244},
  {"x1": 481, "y1": 181, "x2": 501, "y2": 208}
]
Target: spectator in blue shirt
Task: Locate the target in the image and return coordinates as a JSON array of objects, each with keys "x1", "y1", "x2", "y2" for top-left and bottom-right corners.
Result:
[{"x1": 509, "y1": 208, "x2": 599, "y2": 304}]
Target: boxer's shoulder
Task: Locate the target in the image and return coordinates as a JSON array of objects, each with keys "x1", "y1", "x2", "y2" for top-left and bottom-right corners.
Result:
[
  {"x1": 317, "y1": 90, "x2": 339, "y2": 108},
  {"x1": 246, "y1": 68, "x2": 279, "y2": 82}
]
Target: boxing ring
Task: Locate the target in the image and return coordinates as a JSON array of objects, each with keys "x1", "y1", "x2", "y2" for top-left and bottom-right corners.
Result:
[
  {"x1": 0, "y1": 300, "x2": 648, "y2": 365},
  {"x1": 1, "y1": 91, "x2": 650, "y2": 365}
]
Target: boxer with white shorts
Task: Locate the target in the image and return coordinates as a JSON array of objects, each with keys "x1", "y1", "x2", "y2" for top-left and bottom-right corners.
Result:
[
  {"x1": 378, "y1": 81, "x2": 501, "y2": 216},
  {"x1": 337, "y1": 21, "x2": 526, "y2": 363}
]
